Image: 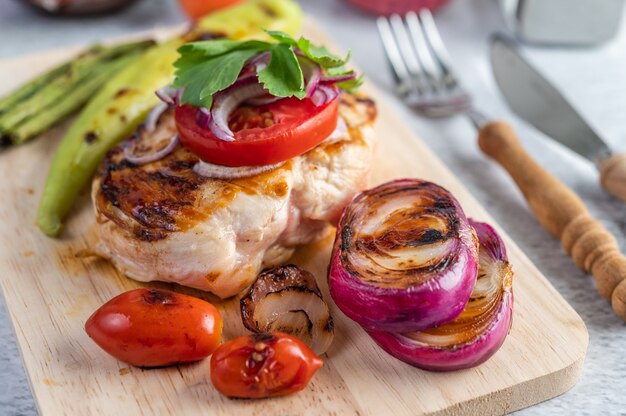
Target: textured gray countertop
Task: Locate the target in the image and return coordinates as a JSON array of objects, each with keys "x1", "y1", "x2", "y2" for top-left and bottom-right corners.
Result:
[{"x1": 1, "y1": 0, "x2": 625, "y2": 414}]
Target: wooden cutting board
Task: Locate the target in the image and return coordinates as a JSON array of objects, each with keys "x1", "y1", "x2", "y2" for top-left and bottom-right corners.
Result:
[{"x1": 0, "y1": 19, "x2": 588, "y2": 416}]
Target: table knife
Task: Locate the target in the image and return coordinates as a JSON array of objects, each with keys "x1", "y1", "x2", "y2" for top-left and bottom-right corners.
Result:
[{"x1": 490, "y1": 34, "x2": 626, "y2": 203}]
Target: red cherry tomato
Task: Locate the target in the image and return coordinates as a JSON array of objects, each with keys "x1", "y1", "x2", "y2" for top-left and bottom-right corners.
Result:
[
  {"x1": 178, "y1": 0, "x2": 243, "y2": 20},
  {"x1": 85, "y1": 288, "x2": 222, "y2": 367},
  {"x1": 210, "y1": 332, "x2": 323, "y2": 398},
  {"x1": 175, "y1": 96, "x2": 339, "y2": 167}
]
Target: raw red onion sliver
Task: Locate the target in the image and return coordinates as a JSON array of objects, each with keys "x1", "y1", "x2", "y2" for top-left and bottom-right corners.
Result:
[
  {"x1": 124, "y1": 134, "x2": 179, "y2": 165},
  {"x1": 311, "y1": 88, "x2": 327, "y2": 107},
  {"x1": 327, "y1": 117, "x2": 348, "y2": 140},
  {"x1": 155, "y1": 85, "x2": 183, "y2": 106},
  {"x1": 320, "y1": 73, "x2": 357, "y2": 83},
  {"x1": 246, "y1": 95, "x2": 285, "y2": 106},
  {"x1": 145, "y1": 102, "x2": 168, "y2": 133},
  {"x1": 242, "y1": 52, "x2": 270, "y2": 74},
  {"x1": 301, "y1": 58, "x2": 322, "y2": 98},
  {"x1": 233, "y1": 71, "x2": 259, "y2": 86},
  {"x1": 209, "y1": 82, "x2": 268, "y2": 142},
  {"x1": 196, "y1": 107, "x2": 212, "y2": 129},
  {"x1": 311, "y1": 85, "x2": 339, "y2": 107},
  {"x1": 193, "y1": 159, "x2": 285, "y2": 179}
]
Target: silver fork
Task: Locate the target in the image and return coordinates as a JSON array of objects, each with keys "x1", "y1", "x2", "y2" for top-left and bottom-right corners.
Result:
[{"x1": 377, "y1": 10, "x2": 485, "y2": 126}]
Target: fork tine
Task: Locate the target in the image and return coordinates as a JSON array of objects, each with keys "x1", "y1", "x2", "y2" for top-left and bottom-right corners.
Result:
[
  {"x1": 418, "y1": 9, "x2": 458, "y2": 89},
  {"x1": 376, "y1": 16, "x2": 413, "y2": 96},
  {"x1": 387, "y1": 14, "x2": 425, "y2": 93},
  {"x1": 404, "y1": 11, "x2": 441, "y2": 92}
]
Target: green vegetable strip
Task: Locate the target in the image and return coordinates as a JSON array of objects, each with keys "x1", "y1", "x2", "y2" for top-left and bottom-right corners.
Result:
[
  {"x1": 0, "y1": 57, "x2": 79, "y2": 116},
  {"x1": 37, "y1": 0, "x2": 303, "y2": 237},
  {"x1": 0, "y1": 39, "x2": 154, "y2": 142},
  {"x1": 8, "y1": 53, "x2": 141, "y2": 145},
  {"x1": 36, "y1": 38, "x2": 182, "y2": 237}
]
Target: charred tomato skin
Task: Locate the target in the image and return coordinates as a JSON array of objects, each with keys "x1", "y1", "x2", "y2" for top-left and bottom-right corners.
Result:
[
  {"x1": 210, "y1": 332, "x2": 323, "y2": 398},
  {"x1": 85, "y1": 288, "x2": 222, "y2": 367}
]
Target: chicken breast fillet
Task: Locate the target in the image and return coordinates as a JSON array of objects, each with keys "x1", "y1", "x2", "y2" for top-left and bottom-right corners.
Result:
[{"x1": 92, "y1": 94, "x2": 377, "y2": 298}]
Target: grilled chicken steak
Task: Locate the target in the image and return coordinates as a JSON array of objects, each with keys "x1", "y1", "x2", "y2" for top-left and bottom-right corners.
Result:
[{"x1": 92, "y1": 94, "x2": 376, "y2": 298}]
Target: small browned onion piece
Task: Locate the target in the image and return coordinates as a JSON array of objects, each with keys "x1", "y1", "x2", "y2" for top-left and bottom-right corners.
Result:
[{"x1": 240, "y1": 265, "x2": 334, "y2": 354}]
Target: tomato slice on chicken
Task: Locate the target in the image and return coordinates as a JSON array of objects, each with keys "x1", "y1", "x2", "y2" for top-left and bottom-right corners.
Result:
[{"x1": 175, "y1": 96, "x2": 339, "y2": 167}]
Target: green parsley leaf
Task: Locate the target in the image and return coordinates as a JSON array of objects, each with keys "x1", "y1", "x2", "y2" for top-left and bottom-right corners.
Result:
[
  {"x1": 268, "y1": 30, "x2": 348, "y2": 68},
  {"x1": 257, "y1": 43, "x2": 306, "y2": 99},
  {"x1": 266, "y1": 31, "x2": 298, "y2": 47},
  {"x1": 174, "y1": 48, "x2": 261, "y2": 107},
  {"x1": 326, "y1": 66, "x2": 364, "y2": 92},
  {"x1": 176, "y1": 39, "x2": 271, "y2": 62},
  {"x1": 296, "y1": 37, "x2": 347, "y2": 68},
  {"x1": 337, "y1": 74, "x2": 364, "y2": 93},
  {"x1": 172, "y1": 32, "x2": 361, "y2": 108}
]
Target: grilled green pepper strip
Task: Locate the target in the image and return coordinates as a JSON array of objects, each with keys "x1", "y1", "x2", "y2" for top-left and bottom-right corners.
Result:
[
  {"x1": 7, "y1": 52, "x2": 141, "y2": 145},
  {"x1": 0, "y1": 61, "x2": 72, "y2": 117},
  {"x1": 0, "y1": 40, "x2": 154, "y2": 142},
  {"x1": 37, "y1": 0, "x2": 303, "y2": 237},
  {"x1": 36, "y1": 38, "x2": 182, "y2": 237}
]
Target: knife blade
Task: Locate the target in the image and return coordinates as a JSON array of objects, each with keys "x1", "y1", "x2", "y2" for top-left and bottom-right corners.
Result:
[
  {"x1": 490, "y1": 34, "x2": 626, "y2": 203},
  {"x1": 490, "y1": 34, "x2": 612, "y2": 164}
]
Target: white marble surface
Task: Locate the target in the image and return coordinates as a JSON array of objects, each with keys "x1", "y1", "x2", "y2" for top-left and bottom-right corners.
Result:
[{"x1": 1, "y1": 0, "x2": 626, "y2": 414}]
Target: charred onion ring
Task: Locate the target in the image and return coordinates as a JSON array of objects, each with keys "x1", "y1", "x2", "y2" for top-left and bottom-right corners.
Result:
[
  {"x1": 366, "y1": 220, "x2": 514, "y2": 371},
  {"x1": 241, "y1": 265, "x2": 334, "y2": 355},
  {"x1": 328, "y1": 179, "x2": 479, "y2": 332}
]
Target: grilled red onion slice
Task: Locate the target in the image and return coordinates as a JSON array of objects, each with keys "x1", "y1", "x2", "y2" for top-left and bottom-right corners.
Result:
[
  {"x1": 209, "y1": 82, "x2": 268, "y2": 142},
  {"x1": 193, "y1": 159, "x2": 284, "y2": 179},
  {"x1": 240, "y1": 265, "x2": 334, "y2": 355},
  {"x1": 366, "y1": 220, "x2": 514, "y2": 371},
  {"x1": 328, "y1": 179, "x2": 479, "y2": 332}
]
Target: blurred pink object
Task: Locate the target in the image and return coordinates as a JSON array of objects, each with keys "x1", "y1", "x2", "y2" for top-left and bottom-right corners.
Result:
[{"x1": 344, "y1": 0, "x2": 450, "y2": 15}]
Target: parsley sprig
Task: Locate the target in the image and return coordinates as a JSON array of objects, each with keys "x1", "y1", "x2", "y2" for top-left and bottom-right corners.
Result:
[{"x1": 172, "y1": 31, "x2": 363, "y2": 108}]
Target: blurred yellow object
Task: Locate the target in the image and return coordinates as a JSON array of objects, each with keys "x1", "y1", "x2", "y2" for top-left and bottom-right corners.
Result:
[{"x1": 193, "y1": 0, "x2": 302, "y2": 40}]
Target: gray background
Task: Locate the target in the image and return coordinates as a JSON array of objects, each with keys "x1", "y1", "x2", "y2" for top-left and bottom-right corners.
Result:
[{"x1": 1, "y1": 0, "x2": 625, "y2": 414}]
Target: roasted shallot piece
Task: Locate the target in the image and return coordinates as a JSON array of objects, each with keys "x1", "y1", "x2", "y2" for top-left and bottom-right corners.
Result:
[
  {"x1": 240, "y1": 265, "x2": 334, "y2": 354},
  {"x1": 367, "y1": 220, "x2": 514, "y2": 371},
  {"x1": 329, "y1": 179, "x2": 479, "y2": 332}
]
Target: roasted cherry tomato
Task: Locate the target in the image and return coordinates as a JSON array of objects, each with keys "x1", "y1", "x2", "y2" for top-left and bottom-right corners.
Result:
[
  {"x1": 210, "y1": 332, "x2": 323, "y2": 398},
  {"x1": 178, "y1": 0, "x2": 243, "y2": 20},
  {"x1": 175, "y1": 96, "x2": 339, "y2": 167},
  {"x1": 85, "y1": 288, "x2": 222, "y2": 367}
]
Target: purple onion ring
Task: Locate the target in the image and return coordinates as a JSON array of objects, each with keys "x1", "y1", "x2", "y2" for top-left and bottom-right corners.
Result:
[
  {"x1": 192, "y1": 159, "x2": 285, "y2": 179},
  {"x1": 328, "y1": 179, "x2": 479, "y2": 332},
  {"x1": 366, "y1": 220, "x2": 514, "y2": 371}
]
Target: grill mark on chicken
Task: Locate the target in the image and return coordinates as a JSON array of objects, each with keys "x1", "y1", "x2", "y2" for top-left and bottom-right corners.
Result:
[
  {"x1": 96, "y1": 96, "x2": 375, "y2": 240},
  {"x1": 99, "y1": 146, "x2": 208, "y2": 235},
  {"x1": 92, "y1": 92, "x2": 377, "y2": 297}
]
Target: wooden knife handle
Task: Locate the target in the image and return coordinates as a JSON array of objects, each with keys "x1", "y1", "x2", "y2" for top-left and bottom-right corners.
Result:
[
  {"x1": 478, "y1": 120, "x2": 626, "y2": 321},
  {"x1": 599, "y1": 153, "x2": 626, "y2": 203}
]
